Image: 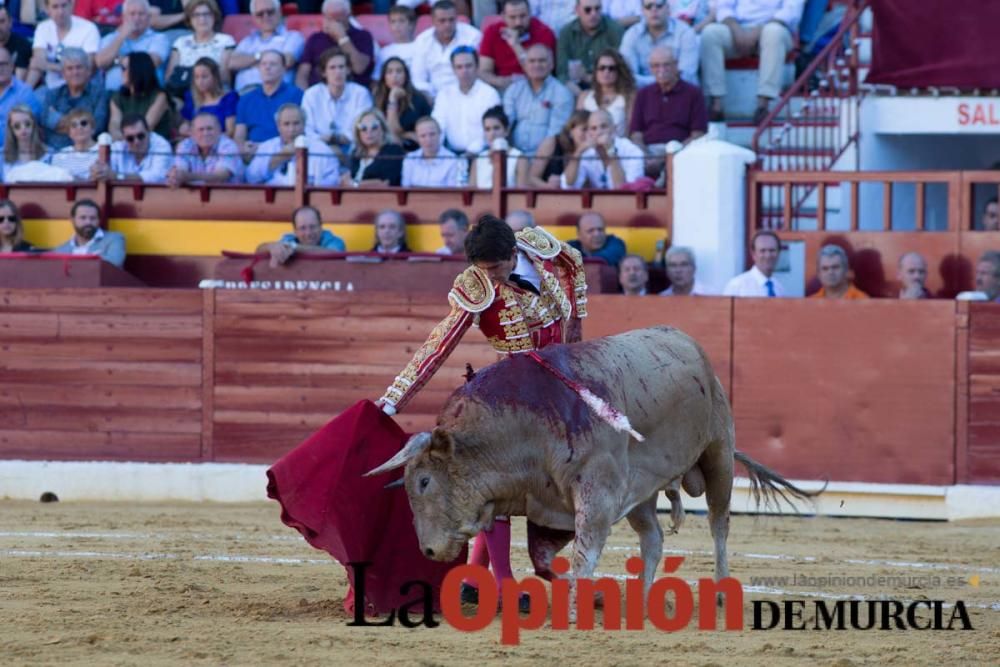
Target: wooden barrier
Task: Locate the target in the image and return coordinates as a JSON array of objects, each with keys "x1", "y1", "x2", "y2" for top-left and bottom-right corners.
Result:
[{"x1": 0, "y1": 289, "x2": 997, "y2": 485}]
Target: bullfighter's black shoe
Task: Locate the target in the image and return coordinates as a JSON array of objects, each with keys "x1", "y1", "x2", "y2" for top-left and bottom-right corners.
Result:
[{"x1": 460, "y1": 582, "x2": 479, "y2": 605}]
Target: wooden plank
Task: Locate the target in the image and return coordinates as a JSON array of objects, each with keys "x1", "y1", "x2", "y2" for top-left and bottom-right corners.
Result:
[
  {"x1": 201, "y1": 288, "x2": 213, "y2": 462},
  {"x1": 0, "y1": 339, "x2": 202, "y2": 362},
  {"x1": 0, "y1": 289, "x2": 202, "y2": 313},
  {"x1": 0, "y1": 407, "x2": 202, "y2": 433},
  {"x1": 969, "y1": 374, "x2": 1000, "y2": 398},
  {"x1": 0, "y1": 360, "x2": 202, "y2": 386},
  {"x1": 0, "y1": 429, "x2": 201, "y2": 461},
  {"x1": 0, "y1": 383, "x2": 202, "y2": 410},
  {"x1": 211, "y1": 313, "x2": 453, "y2": 339},
  {"x1": 954, "y1": 301, "x2": 969, "y2": 484},
  {"x1": 968, "y1": 351, "x2": 1000, "y2": 374},
  {"x1": 0, "y1": 313, "x2": 60, "y2": 337},
  {"x1": 55, "y1": 313, "x2": 202, "y2": 338}
]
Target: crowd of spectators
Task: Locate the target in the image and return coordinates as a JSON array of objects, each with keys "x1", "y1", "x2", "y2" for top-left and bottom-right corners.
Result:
[{"x1": 0, "y1": 0, "x2": 806, "y2": 189}]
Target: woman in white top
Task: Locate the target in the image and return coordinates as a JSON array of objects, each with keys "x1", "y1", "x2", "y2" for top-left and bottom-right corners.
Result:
[
  {"x1": 576, "y1": 49, "x2": 636, "y2": 138},
  {"x1": 51, "y1": 108, "x2": 99, "y2": 180},
  {"x1": 468, "y1": 105, "x2": 528, "y2": 189},
  {"x1": 164, "y1": 0, "x2": 234, "y2": 88},
  {"x1": 2, "y1": 105, "x2": 52, "y2": 177}
]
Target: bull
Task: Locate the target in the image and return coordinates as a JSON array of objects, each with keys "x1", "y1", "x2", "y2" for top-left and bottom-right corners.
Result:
[{"x1": 367, "y1": 326, "x2": 817, "y2": 600}]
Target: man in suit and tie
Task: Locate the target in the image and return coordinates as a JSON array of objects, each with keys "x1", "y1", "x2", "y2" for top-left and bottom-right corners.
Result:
[
  {"x1": 52, "y1": 199, "x2": 126, "y2": 268},
  {"x1": 723, "y1": 229, "x2": 784, "y2": 297}
]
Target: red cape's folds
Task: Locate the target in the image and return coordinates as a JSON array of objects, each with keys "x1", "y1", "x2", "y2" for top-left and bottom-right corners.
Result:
[{"x1": 266, "y1": 399, "x2": 465, "y2": 615}]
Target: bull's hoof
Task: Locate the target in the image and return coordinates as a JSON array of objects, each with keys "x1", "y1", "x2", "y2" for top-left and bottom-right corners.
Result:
[{"x1": 460, "y1": 583, "x2": 479, "y2": 605}]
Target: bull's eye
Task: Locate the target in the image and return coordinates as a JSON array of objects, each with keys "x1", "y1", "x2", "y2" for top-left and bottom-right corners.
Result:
[{"x1": 419, "y1": 476, "x2": 430, "y2": 491}]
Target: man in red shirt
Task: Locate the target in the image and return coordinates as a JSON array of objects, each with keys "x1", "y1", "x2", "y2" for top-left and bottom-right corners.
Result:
[{"x1": 479, "y1": 0, "x2": 556, "y2": 91}]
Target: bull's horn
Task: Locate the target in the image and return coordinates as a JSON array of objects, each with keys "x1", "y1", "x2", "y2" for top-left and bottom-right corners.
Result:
[
  {"x1": 383, "y1": 478, "x2": 405, "y2": 490},
  {"x1": 365, "y1": 432, "x2": 432, "y2": 477}
]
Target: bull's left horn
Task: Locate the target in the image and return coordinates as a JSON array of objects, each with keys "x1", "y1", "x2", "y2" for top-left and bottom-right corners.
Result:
[{"x1": 365, "y1": 432, "x2": 432, "y2": 477}]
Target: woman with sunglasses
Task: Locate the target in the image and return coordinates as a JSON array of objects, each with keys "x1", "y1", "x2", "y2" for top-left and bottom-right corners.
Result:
[
  {"x1": 165, "y1": 0, "x2": 234, "y2": 93},
  {"x1": 179, "y1": 57, "x2": 238, "y2": 138},
  {"x1": 528, "y1": 109, "x2": 588, "y2": 188},
  {"x1": 577, "y1": 49, "x2": 635, "y2": 137},
  {"x1": 339, "y1": 109, "x2": 405, "y2": 188},
  {"x1": 373, "y1": 56, "x2": 430, "y2": 152},
  {"x1": 2, "y1": 105, "x2": 51, "y2": 178},
  {"x1": 51, "y1": 109, "x2": 99, "y2": 180},
  {"x1": 110, "y1": 52, "x2": 175, "y2": 141},
  {"x1": 0, "y1": 200, "x2": 34, "y2": 252}
]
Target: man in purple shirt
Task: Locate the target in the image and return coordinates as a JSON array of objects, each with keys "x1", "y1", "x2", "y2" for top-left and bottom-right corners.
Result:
[
  {"x1": 295, "y1": 0, "x2": 375, "y2": 89},
  {"x1": 629, "y1": 45, "x2": 707, "y2": 177}
]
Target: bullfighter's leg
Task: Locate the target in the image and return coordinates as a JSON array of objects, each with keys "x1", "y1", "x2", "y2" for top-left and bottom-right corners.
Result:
[
  {"x1": 526, "y1": 520, "x2": 575, "y2": 581},
  {"x1": 699, "y1": 437, "x2": 734, "y2": 600},
  {"x1": 625, "y1": 494, "x2": 662, "y2": 594}
]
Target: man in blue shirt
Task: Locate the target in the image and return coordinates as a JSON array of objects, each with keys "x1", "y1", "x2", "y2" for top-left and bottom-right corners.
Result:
[
  {"x1": 235, "y1": 50, "x2": 303, "y2": 153},
  {"x1": 94, "y1": 0, "x2": 171, "y2": 90},
  {"x1": 502, "y1": 43, "x2": 574, "y2": 154},
  {"x1": 0, "y1": 46, "x2": 41, "y2": 151},
  {"x1": 256, "y1": 205, "x2": 346, "y2": 268},
  {"x1": 568, "y1": 211, "x2": 627, "y2": 268}
]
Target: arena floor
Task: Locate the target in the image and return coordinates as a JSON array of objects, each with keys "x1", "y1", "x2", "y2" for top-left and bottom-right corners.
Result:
[{"x1": 1, "y1": 500, "x2": 997, "y2": 666}]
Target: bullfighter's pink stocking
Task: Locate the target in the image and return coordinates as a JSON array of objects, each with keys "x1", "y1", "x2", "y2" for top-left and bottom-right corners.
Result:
[
  {"x1": 464, "y1": 533, "x2": 491, "y2": 586},
  {"x1": 483, "y1": 518, "x2": 514, "y2": 591}
]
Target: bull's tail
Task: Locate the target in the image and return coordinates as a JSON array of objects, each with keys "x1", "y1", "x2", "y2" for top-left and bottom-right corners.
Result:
[{"x1": 734, "y1": 450, "x2": 826, "y2": 513}]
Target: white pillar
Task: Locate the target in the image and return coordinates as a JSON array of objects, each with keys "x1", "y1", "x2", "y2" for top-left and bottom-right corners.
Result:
[{"x1": 671, "y1": 138, "x2": 757, "y2": 294}]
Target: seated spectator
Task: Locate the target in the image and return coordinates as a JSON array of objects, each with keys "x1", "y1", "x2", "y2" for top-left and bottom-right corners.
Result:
[
  {"x1": 431, "y1": 46, "x2": 500, "y2": 155},
  {"x1": 230, "y1": 0, "x2": 304, "y2": 93},
  {"x1": 372, "y1": 209, "x2": 410, "y2": 253},
  {"x1": 528, "y1": 109, "x2": 587, "y2": 188},
  {"x1": 436, "y1": 208, "x2": 468, "y2": 255},
  {"x1": 809, "y1": 244, "x2": 868, "y2": 299},
  {"x1": 976, "y1": 251, "x2": 1000, "y2": 303},
  {"x1": 401, "y1": 116, "x2": 460, "y2": 187},
  {"x1": 148, "y1": 0, "x2": 194, "y2": 31},
  {"x1": 410, "y1": 0, "x2": 482, "y2": 98},
  {"x1": 619, "y1": 254, "x2": 650, "y2": 295},
  {"x1": 602, "y1": 0, "x2": 642, "y2": 29},
  {"x1": 502, "y1": 44, "x2": 573, "y2": 154},
  {"x1": 557, "y1": 0, "x2": 624, "y2": 97},
  {"x1": 629, "y1": 46, "x2": 706, "y2": 175},
  {"x1": 179, "y1": 57, "x2": 238, "y2": 137},
  {"x1": 73, "y1": 0, "x2": 126, "y2": 28},
  {"x1": 246, "y1": 103, "x2": 340, "y2": 186},
  {"x1": 469, "y1": 105, "x2": 526, "y2": 188},
  {"x1": 374, "y1": 56, "x2": 431, "y2": 152},
  {"x1": 376, "y1": 5, "x2": 418, "y2": 75},
  {"x1": 0, "y1": 199, "x2": 34, "y2": 252},
  {"x1": 659, "y1": 245, "x2": 709, "y2": 295},
  {"x1": 341, "y1": 108, "x2": 405, "y2": 187},
  {"x1": 256, "y1": 204, "x2": 346, "y2": 268},
  {"x1": 700, "y1": 0, "x2": 804, "y2": 123},
  {"x1": 506, "y1": 208, "x2": 535, "y2": 231},
  {"x1": 0, "y1": 47, "x2": 42, "y2": 154},
  {"x1": 167, "y1": 111, "x2": 243, "y2": 186},
  {"x1": 569, "y1": 211, "x2": 626, "y2": 267},
  {"x1": 723, "y1": 229, "x2": 783, "y2": 297},
  {"x1": 235, "y1": 50, "x2": 303, "y2": 151},
  {"x1": 301, "y1": 49, "x2": 372, "y2": 154},
  {"x1": 95, "y1": 0, "x2": 169, "y2": 91},
  {"x1": 28, "y1": 0, "x2": 100, "y2": 90},
  {"x1": 91, "y1": 113, "x2": 172, "y2": 183},
  {"x1": 109, "y1": 52, "x2": 175, "y2": 141},
  {"x1": 295, "y1": 0, "x2": 374, "y2": 90},
  {"x1": 529, "y1": 0, "x2": 575, "y2": 34},
  {"x1": 562, "y1": 108, "x2": 644, "y2": 189},
  {"x1": 621, "y1": 0, "x2": 698, "y2": 87},
  {"x1": 51, "y1": 198, "x2": 125, "y2": 267},
  {"x1": 0, "y1": 8, "x2": 33, "y2": 80},
  {"x1": 896, "y1": 252, "x2": 929, "y2": 299},
  {"x1": 980, "y1": 198, "x2": 998, "y2": 231},
  {"x1": 577, "y1": 48, "x2": 635, "y2": 137},
  {"x1": 51, "y1": 108, "x2": 98, "y2": 179},
  {"x1": 672, "y1": 0, "x2": 715, "y2": 32},
  {"x1": 479, "y1": 0, "x2": 557, "y2": 92},
  {"x1": 164, "y1": 0, "x2": 234, "y2": 96},
  {"x1": 39, "y1": 48, "x2": 109, "y2": 150},
  {"x1": 3, "y1": 105, "x2": 53, "y2": 178}
]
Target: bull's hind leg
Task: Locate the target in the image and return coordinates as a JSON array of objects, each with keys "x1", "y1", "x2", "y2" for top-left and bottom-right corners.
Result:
[
  {"x1": 527, "y1": 521, "x2": 574, "y2": 581},
  {"x1": 625, "y1": 495, "x2": 662, "y2": 594},
  {"x1": 699, "y1": 437, "x2": 734, "y2": 588}
]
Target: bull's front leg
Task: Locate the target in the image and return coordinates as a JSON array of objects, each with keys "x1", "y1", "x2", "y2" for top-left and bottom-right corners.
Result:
[
  {"x1": 566, "y1": 468, "x2": 619, "y2": 621},
  {"x1": 526, "y1": 521, "x2": 575, "y2": 581}
]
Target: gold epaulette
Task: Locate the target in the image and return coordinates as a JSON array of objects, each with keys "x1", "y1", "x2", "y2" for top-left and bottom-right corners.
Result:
[
  {"x1": 515, "y1": 226, "x2": 562, "y2": 260},
  {"x1": 448, "y1": 265, "x2": 496, "y2": 313},
  {"x1": 559, "y1": 241, "x2": 584, "y2": 269}
]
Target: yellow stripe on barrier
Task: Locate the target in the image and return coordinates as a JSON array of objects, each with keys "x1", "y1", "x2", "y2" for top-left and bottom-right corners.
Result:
[{"x1": 23, "y1": 219, "x2": 668, "y2": 259}]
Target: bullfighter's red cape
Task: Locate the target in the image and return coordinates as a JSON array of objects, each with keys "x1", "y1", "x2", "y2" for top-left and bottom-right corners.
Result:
[{"x1": 266, "y1": 399, "x2": 465, "y2": 615}]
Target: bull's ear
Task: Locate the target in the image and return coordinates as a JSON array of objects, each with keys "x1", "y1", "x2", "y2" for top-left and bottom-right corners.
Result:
[{"x1": 428, "y1": 427, "x2": 455, "y2": 459}]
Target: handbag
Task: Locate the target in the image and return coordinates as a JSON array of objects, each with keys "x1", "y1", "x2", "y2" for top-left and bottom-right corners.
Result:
[{"x1": 165, "y1": 66, "x2": 193, "y2": 98}]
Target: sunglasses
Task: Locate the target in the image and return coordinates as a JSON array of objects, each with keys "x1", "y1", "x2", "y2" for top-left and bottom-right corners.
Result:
[
  {"x1": 597, "y1": 64, "x2": 617, "y2": 72},
  {"x1": 581, "y1": 5, "x2": 601, "y2": 13},
  {"x1": 254, "y1": 8, "x2": 276, "y2": 17},
  {"x1": 643, "y1": 1, "x2": 666, "y2": 9},
  {"x1": 70, "y1": 119, "x2": 91, "y2": 128},
  {"x1": 0, "y1": 215, "x2": 18, "y2": 223},
  {"x1": 124, "y1": 131, "x2": 148, "y2": 143}
]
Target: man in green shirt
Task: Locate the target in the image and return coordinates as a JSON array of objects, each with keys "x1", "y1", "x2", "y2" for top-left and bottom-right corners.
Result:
[{"x1": 556, "y1": 0, "x2": 625, "y2": 96}]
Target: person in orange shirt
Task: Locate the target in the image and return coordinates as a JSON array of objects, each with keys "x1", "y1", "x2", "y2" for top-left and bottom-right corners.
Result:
[{"x1": 809, "y1": 244, "x2": 869, "y2": 299}]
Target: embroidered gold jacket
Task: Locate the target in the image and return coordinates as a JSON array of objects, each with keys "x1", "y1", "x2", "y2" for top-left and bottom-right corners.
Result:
[{"x1": 379, "y1": 227, "x2": 588, "y2": 413}]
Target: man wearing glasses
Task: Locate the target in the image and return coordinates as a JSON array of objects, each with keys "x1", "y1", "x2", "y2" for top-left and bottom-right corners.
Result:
[
  {"x1": 0, "y1": 47, "x2": 41, "y2": 153},
  {"x1": 555, "y1": 0, "x2": 624, "y2": 96},
  {"x1": 621, "y1": 0, "x2": 699, "y2": 87},
  {"x1": 230, "y1": 0, "x2": 304, "y2": 92},
  {"x1": 91, "y1": 114, "x2": 173, "y2": 183}
]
